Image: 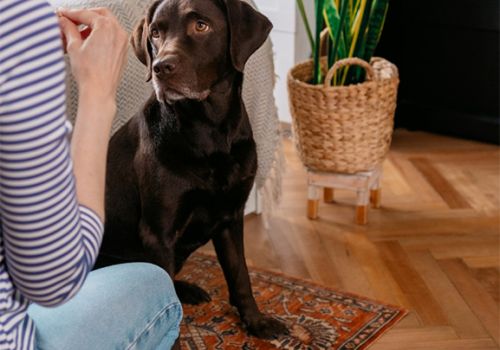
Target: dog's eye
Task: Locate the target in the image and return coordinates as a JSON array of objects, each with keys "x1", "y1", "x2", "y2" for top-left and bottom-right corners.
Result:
[
  {"x1": 195, "y1": 21, "x2": 209, "y2": 33},
  {"x1": 151, "y1": 29, "x2": 160, "y2": 38}
]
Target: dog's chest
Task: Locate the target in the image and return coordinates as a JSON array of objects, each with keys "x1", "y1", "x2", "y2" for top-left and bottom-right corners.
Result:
[
  {"x1": 138, "y1": 105, "x2": 256, "y2": 212},
  {"x1": 195, "y1": 145, "x2": 254, "y2": 195},
  {"x1": 153, "y1": 125, "x2": 253, "y2": 187}
]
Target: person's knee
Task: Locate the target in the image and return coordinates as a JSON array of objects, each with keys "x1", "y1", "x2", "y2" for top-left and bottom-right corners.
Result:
[
  {"x1": 94, "y1": 263, "x2": 183, "y2": 338},
  {"x1": 126, "y1": 263, "x2": 179, "y2": 307},
  {"x1": 122, "y1": 264, "x2": 182, "y2": 349},
  {"x1": 28, "y1": 263, "x2": 182, "y2": 350}
]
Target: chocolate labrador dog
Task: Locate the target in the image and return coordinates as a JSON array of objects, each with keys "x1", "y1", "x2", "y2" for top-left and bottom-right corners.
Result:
[{"x1": 97, "y1": 0, "x2": 288, "y2": 339}]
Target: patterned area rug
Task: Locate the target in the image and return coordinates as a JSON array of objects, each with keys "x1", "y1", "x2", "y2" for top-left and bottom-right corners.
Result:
[{"x1": 178, "y1": 254, "x2": 407, "y2": 350}]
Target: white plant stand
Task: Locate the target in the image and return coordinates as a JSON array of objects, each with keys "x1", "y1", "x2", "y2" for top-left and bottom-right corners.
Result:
[{"x1": 306, "y1": 166, "x2": 383, "y2": 225}]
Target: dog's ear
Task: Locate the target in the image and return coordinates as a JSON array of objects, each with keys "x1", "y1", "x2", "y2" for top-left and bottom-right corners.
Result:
[
  {"x1": 131, "y1": 18, "x2": 152, "y2": 81},
  {"x1": 131, "y1": 1, "x2": 162, "y2": 81},
  {"x1": 224, "y1": 0, "x2": 273, "y2": 72}
]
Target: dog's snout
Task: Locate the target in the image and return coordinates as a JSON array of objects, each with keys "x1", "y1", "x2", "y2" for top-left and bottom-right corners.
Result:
[{"x1": 153, "y1": 55, "x2": 180, "y2": 76}]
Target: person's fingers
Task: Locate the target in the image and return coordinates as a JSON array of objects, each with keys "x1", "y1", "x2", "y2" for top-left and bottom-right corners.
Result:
[
  {"x1": 59, "y1": 16, "x2": 82, "y2": 52},
  {"x1": 85, "y1": 7, "x2": 112, "y2": 17},
  {"x1": 80, "y1": 26, "x2": 92, "y2": 40},
  {"x1": 57, "y1": 8, "x2": 101, "y2": 28}
]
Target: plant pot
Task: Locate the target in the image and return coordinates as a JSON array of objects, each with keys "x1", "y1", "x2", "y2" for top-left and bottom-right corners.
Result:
[{"x1": 287, "y1": 57, "x2": 400, "y2": 174}]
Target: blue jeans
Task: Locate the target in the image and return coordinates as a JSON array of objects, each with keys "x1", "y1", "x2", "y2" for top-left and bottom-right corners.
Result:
[{"x1": 28, "y1": 263, "x2": 182, "y2": 350}]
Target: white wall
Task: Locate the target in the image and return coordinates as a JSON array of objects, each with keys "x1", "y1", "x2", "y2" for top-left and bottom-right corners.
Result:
[{"x1": 254, "y1": 0, "x2": 315, "y2": 123}]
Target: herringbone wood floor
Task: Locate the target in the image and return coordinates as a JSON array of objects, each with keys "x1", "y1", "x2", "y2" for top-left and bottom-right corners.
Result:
[{"x1": 200, "y1": 130, "x2": 500, "y2": 349}]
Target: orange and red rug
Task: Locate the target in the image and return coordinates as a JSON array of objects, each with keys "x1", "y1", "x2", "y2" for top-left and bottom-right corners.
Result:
[{"x1": 178, "y1": 254, "x2": 407, "y2": 350}]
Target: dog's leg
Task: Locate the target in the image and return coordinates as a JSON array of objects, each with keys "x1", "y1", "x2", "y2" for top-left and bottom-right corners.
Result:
[
  {"x1": 212, "y1": 215, "x2": 288, "y2": 339},
  {"x1": 173, "y1": 218, "x2": 212, "y2": 305},
  {"x1": 174, "y1": 280, "x2": 211, "y2": 305},
  {"x1": 140, "y1": 207, "x2": 211, "y2": 305},
  {"x1": 139, "y1": 220, "x2": 177, "y2": 277},
  {"x1": 172, "y1": 337, "x2": 181, "y2": 350}
]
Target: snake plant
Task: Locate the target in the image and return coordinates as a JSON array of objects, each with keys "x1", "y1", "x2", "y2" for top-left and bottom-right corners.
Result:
[{"x1": 296, "y1": 0, "x2": 389, "y2": 85}]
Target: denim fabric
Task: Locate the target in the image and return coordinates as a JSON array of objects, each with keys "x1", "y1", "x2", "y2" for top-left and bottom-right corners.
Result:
[{"x1": 28, "y1": 263, "x2": 182, "y2": 350}]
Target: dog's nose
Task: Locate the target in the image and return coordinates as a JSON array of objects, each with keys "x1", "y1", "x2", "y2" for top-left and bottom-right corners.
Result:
[{"x1": 153, "y1": 55, "x2": 179, "y2": 76}]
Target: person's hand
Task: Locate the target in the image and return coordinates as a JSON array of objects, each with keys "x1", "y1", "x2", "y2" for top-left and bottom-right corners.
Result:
[{"x1": 58, "y1": 8, "x2": 129, "y2": 104}]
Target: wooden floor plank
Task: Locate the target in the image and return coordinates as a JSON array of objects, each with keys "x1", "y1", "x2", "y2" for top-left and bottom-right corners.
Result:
[
  {"x1": 439, "y1": 259, "x2": 500, "y2": 345},
  {"x1": 463, "y1": 256, "x2": 500, "y2": 269},
  {"x1": 375, "y1": 326, "x2": 458, "y2": 343},
  {"x1": 344, "y1": 233, "x2": 410, "y2": 307},
  {"x1": 410, "y1": 157, "x2": 472, "y2": 209},
  {"x1": 314, "y1": 223, "x2": 376, "y2": 297},
  {"x1": 405, "y1": 250, "x2": 489, "y2": 339},
  {"x1": 370, "y1": 338, "x2": 498, "y2": 350},
  {"x1": 470, "y1": 267, "x2": 500, "y2": 304},
  {"x1": 376, "y1": 241, "x2": 449, "y2": 326}
]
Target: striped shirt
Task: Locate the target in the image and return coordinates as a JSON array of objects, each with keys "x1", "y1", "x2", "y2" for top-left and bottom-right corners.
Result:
[{"x1": 0, "y1": 1, "x2": 104, "y2": 349}]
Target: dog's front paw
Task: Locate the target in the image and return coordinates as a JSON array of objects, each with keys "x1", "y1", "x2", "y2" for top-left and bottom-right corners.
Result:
[
  {"x1": 245, "y1": 315, "x2": 289, "y2": 339},
  {"x1": 175, "y1": 280, "x2": 211, "y2": 305}
]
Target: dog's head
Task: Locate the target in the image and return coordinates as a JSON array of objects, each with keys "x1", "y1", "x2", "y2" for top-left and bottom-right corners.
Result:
[{"x1": 131, "y1": 0, "x2": 272, "y2": 103}]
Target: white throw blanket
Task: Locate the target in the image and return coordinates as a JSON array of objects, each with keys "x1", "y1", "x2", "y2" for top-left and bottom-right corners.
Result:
[{"x1": 49, "y1": 0, "x2": 284, "y2": 215}]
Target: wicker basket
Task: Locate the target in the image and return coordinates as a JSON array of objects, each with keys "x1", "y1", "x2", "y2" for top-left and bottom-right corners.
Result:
[{"x1": 287, "y1": 57, "x2": 399, "y2": 174}]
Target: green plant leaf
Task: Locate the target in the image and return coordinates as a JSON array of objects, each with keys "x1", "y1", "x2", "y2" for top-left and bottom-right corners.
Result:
[
  {"x1": 296, "y1": 0, "x2": 315, "y2": 52},
  {"x1": 323, "y1": 0, "x2": 346, "y2": 65},
  {"x1": 324, "y1": 0, "x2": 349, "y2": 74},
  {"x1": 313, "y1": 0, "x2": 325, "y2": 84},
  {"x1": 348, "y1": 0, "x2": 365, "y2": 57},
  {"x1": 343, "y1": 0, "x2": 352, "y2": 41},
  {"x1": 351, "y1": 0, "x2": 361, "y2": 26},
  {"x1": 343, "y1": 0, "x2": 373, "y2": 84},
  {"x1": 354, "y1": 0, "x2": 373, "y2": 58},
  {"x1": 305, "y1": 0, "x2": 387, "y2": 86},
  {"x1": 362, "y1": 0, "x2": 389, "y2": 62}
]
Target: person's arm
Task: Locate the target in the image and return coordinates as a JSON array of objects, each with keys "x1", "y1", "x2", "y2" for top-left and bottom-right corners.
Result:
[
  {"x1": 0, "y1": 1, "x2": 127, "y2": 306},
  {"x1": 58, "y1": 7, "x2": 129, "y2": 220}
]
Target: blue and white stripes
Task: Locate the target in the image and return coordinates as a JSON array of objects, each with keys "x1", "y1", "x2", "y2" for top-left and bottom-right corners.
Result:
[{"x1": 0, "y1": 1, "x2": 104, "y2": 349}]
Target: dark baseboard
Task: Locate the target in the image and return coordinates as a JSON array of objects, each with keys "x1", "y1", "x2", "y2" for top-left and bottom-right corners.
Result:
[{"x1": 395, "y1": 102, "x2": 500, "y2": 145}]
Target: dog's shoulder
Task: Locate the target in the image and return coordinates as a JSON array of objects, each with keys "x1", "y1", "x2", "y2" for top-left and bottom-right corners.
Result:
[{"x1": 109, "y1": 115, "x2": 140, "y2": 154}]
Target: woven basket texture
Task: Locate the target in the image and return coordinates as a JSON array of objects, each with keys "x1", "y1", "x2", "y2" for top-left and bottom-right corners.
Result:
[{"x1": 288, "y1": 57, "x2": 399, "y2": 173}]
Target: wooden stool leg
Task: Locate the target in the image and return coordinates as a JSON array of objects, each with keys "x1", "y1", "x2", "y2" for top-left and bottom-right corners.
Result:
[
  {"x1": 356, "y1": 205, "x2": 368, "y2": 225},
  {"x1": 324, "y1": 188, "x2": 334, "y2": 203},
  {"x1": 370, "y1": 188, "x2": 382, "y2": 209},
  {"x1": 307, "y1": 185, "x2": 320, "y2": 220},
  {"x1": 356, "y1": 189, "x2": 370, "y2": 225},
  {"x1": 370, "y1": 175, "x2": 382, "y2": 209}
]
